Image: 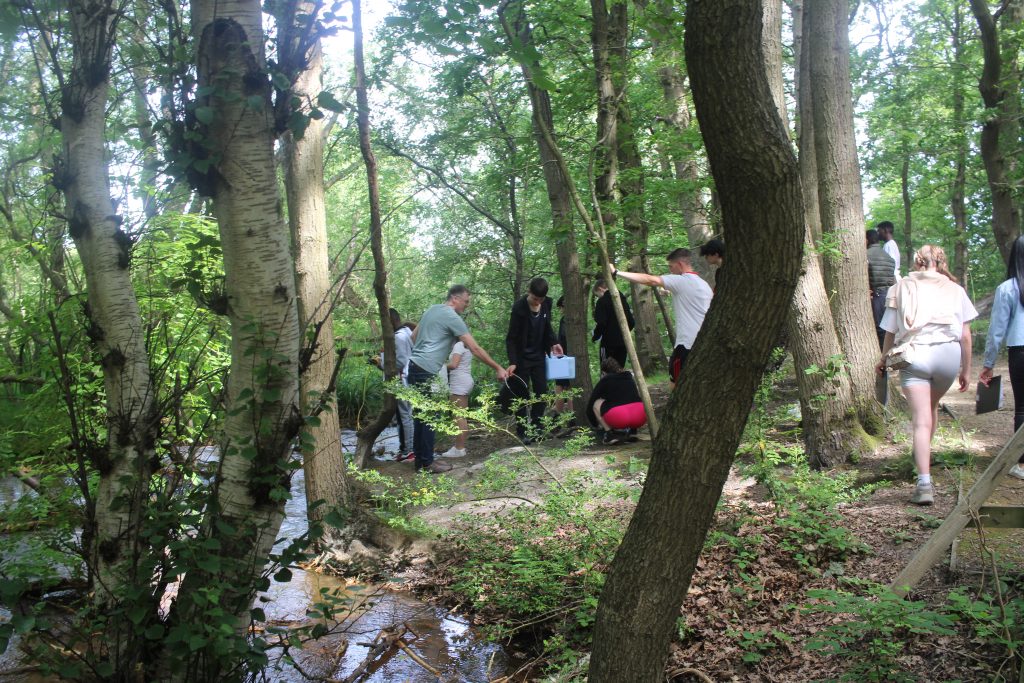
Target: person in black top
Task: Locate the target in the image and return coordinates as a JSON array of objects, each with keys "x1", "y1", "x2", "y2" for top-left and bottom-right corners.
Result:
[
  {"x1": 592, "y1": 278, "x2": 635, "y2": 367},
  {"x1": 587, "y1": 357, "x2": 646, "y2": 444},
  {"x1": 506, "y1": 277, "x2": 563, "y2": 441}
]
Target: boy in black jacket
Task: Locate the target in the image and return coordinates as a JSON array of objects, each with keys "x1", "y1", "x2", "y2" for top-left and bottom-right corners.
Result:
[
  {"x1": 592, "y1": 278, "x2": 635, "y2": 367},
  {"x1": 506, "y1": 277, "x2": 563, "y2": 441}
]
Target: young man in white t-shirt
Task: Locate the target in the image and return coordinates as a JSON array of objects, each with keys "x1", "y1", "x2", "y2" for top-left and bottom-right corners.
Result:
[{"x1": 613, "y1": 248, "x2": 713, "y2": 388}]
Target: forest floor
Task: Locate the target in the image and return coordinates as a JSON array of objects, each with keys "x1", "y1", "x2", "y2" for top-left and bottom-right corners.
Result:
[{"x1": 363, "y1": 351, "x2": 1024, "y2": 682}]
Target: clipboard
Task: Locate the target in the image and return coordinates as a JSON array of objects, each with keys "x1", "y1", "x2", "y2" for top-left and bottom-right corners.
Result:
[{"x1": 976, "y1": 375, "x2": 1004, "y2": 415}]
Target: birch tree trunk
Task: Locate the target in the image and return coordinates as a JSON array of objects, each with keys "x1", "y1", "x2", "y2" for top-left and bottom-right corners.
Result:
[
  {"x1": 177, "y1": 0, "x2": 301, "y2": 634},
  {"x1": 280, "y1": 4, "x2": 352, "y2": 538},
  {"x1": 61, "y1": 0, "x2": 158, "y2": 604},
  {"x1": 808, "y1": 0, "x2": 882, "y2": 411},
  {"x1": 589, "y1": 1, "x2": 804, "y2": 677}
]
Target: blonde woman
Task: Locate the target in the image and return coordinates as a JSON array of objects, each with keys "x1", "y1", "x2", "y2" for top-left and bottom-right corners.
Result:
[{"x1": 874, "y1": 245, "x2": 977, "y2": 505}]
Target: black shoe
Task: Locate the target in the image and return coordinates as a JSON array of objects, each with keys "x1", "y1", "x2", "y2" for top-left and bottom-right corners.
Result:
[
  {"x1": 603, "y1": 430, "x2": 627, "y2": 445},
  {"x1": 416, "y1": 461, "x2": 452, "y2": 474}
]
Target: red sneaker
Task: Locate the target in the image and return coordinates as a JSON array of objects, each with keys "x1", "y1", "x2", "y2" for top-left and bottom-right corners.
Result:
[{"x1": 395, "y1": 451, "x2": 414, "y2": 462}]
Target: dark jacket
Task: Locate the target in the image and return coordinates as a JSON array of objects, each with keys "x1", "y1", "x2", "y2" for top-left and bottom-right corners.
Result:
[
  {"x1": 586, "y1": 371, "x2": 642, "y2": 426},
  {"x1": 592, "y1": 290, "x2": 635, "y2": 348},
  {"x1": 867, "y1": 244, "x2": 896, "y2": 291},
  {"x1": 506, "y1": 296, "x2": 557, "y2": 367}
]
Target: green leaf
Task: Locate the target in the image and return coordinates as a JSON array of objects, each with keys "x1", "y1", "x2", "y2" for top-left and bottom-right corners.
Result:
[
  {"x1": 274, "y1": 567, "x2": 292, "y2": 583},
  {"x1": 194, "y1": 106, "x2": 215, "y2": 125},
  {"x1": 272, "y1": 71, "x2": 291, "y2": 91},
  {"x1": 188, "y1": 634, "x2": 206, "y2": 652},
  {"x1": 145, "y1": 624, "x2": 165, "y2": 640},
  {"x1": 287, "y1": 111, "x2": 309, "y2": 139},
  {"x1": 317, "y1": 91, "x2": 346, "y2": 113}
]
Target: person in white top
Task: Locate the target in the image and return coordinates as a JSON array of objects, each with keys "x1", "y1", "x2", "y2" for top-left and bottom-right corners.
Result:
[
  {"x1": 441, "y1": 341, "x2": 473, "y2": 458},
  {"x1": 878, "y1": 221, "x2": 901, "y2": 279},
  {"x1": 874, "y1": 245, "x2": 977, "y2": 506},
  {"x1": 613, "y1": 248, "x2": 713, "y2": 389}
]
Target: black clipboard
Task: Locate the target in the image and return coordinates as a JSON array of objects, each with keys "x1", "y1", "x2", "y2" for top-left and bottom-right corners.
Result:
[{"x1": 976, "y1": 375, "x2": 1004, "y2": 415}]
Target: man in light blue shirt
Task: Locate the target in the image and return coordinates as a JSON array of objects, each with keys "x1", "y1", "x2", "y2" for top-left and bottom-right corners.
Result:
[{"x1": 407, "y1": 285, "x2": 508, "y2": 473}]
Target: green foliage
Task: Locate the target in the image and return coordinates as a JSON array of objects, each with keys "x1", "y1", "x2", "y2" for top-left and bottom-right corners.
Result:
[
  {"x1": 743, "y1": 347, "x2": 789, "y2": 444},
  {"x1": 726, "y1": 627, "x2": 793, "y2": 664},
  {"x1": 947, "y1": 586, "x2": 1024, "y2": 669},
  {"x1": 737, "y1": 442, "x2": 875, "y2": 571},
  {"x1": 804, "y1": 580, "x2": 958, "y2": 682},
  {"x1": 445, "y1": 471, "x2": 633, "y2": 643},
  {"x1": 347, "y1": 464, "x2": 457, "y2": 534}
]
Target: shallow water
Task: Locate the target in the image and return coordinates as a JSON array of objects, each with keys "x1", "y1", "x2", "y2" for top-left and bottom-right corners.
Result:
[{"x1": 0, "y1": 429, "x2": 516, "y2": 681}]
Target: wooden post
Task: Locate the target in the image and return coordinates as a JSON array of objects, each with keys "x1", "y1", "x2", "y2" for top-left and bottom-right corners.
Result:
[{"x1": 890, "y1": 426, "x2": 1024, "y2": 596}]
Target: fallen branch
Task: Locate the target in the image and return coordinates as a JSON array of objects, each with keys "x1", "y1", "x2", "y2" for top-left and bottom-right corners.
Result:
[{"x1": 395, "y1": 639, "x2": 441, "y2": 677}]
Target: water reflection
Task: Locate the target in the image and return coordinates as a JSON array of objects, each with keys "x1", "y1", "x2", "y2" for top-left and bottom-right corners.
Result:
[
  {"x1": 0, "y1": 429, "x2": 514, "y2": 682},
  {"x1": 267, "y1": 434, "x2": 516, "y2": 681}
]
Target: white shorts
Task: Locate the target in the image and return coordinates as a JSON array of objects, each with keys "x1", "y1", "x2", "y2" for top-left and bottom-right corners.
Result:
[
  {"x1": 449, "y1": 375, "x2": 474, "y2": 397},
  {"x1": 899, "y1": 340, "x2": 961, "y2": 391}
]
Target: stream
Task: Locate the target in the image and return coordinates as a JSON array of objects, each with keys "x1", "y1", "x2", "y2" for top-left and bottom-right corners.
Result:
[{"x1": 0, "y1": 427, "x2": 519, "y2": 682}]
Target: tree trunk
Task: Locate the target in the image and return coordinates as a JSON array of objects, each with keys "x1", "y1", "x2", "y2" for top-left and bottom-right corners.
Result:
[
  {"x1": 808, "y1": 0, "x2": 881, "y2": 411},
  {"x1": 177, "y1": 0, "x2": 301, "y2": 636},
  {"x1": 952, "y1": 3, "x2": 969, "y2": 283},
  {"x1": 588, "y1": 3, "x2": 804, "y2": 679},
  {"x1": 61, "y1": 0, "x2": 158, "y2": 605},
  {"x1": 636, "y1": 0, "x2": 709, "y2": 293},
  {"x1": 352, "y1": 0, "x2": 400, "y2": 469},
  {"x1": 507, "y1": 5, "x2": 594, "y2": 424},
  {"x1": 609, "y1": 2, "x2": 664, "y2": 373},
  {"x1": 901, "y1": 150, "x2": 912, "y2": 270},
  {"x1": 590, "y1": 0, "x2": 662, "y2": 373},
  {"x1": 281, "y1": 4, "x2": 352, "y2": 539},
  {"x1": 787, "y1": 0, "x2": 863, "y2": 467},
  {"x1": 969, "y1": 0, "x2": 1023, "y2": 262}
]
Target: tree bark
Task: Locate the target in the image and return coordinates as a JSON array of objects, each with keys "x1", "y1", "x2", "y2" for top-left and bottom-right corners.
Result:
[
  {"x1": 60, "y1": 0, "x2": 159, "y2": 605},
  {"x1": 787, "y1": 0, "x2": 866, "y2": 467},
  {"x1": 280, "y1": 2, "x2": 353, "y2": 538},
  {"x1": 591, "y1": 0, "x2": 664, "y2": 373},
  {"x1": 969, "y1": 0, "x2": 1023, "y2": 262},
  {"x1": 901, "y1": 149, "x2": 912, "y2": 270},
  {"x1": 505, "y1": 4, "x2": 594, "y2": 424},
  {"x1": 178, "y1": 0, "x2": 301, "y2": 636},
  {"x1": 352, "y1": 0, "x2": 400, "y2": 469},
  {"x1": 588, "y1": 2, "x2": 804, "y2": 679},
  {"x1": 808, "y1": 0, "x2": 881, "y2": 412},
  {"x1": 638, "y1": 0, "x2": 711, "y2": 287},
  {"x1": 951, "y1": 3, "x2": 969, "y2": 283}
]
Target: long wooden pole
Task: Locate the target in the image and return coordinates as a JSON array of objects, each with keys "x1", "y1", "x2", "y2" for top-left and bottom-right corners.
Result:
[{"x1": 890, "y1": 425, "x2": 1024, "y2": 595}]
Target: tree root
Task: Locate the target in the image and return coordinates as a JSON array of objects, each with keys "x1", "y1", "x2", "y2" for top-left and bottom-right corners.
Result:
[{"x1": 666, "y1": 666, "x2": 715, "y2": 682}]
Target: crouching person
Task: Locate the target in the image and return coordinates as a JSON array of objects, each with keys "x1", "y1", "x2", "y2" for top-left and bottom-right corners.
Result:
[{"x1": 587, "y1": 358, "x2": 647, "y2": 445}]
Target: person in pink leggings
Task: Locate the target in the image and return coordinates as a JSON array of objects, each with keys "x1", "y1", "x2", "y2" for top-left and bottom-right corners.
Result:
[{"x1": 587, "y1": 358, "x2": 647, "y2": 445}]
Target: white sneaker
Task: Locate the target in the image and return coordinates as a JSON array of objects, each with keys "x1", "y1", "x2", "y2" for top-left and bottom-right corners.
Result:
[
  {"x1": 441, "y1": 447, "x2": 467, "y2": 458},
  {"x1": 1009, "y1": 464, "x2": 1024, "y2": 480}
]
